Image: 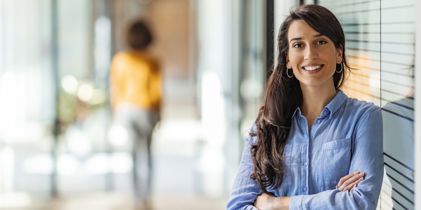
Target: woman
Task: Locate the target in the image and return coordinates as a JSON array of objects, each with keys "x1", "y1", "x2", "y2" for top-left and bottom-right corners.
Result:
[
  {"x1": 227, "y1": 5, "x2": 383, "y2": 210},
  {"x1": 110, "y1": 19, "x2": 161, "y2": 197}
]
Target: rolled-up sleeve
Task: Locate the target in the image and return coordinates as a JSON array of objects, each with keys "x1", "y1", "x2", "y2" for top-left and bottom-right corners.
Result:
[
  {"x1": 289, "y1": 107, "x2": 384, "y2": 210},
  {"x1": 226, "y1": 133, "x2": 261, "y2": 210}
]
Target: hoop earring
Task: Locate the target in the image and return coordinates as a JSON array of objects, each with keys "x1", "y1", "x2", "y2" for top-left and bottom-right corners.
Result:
[
  {"x1": 336, "y1": 63, "x2": 344, "y2": 74},
  {"x1": 286, "y1": 68, "x2": 294, "y2": 78}
]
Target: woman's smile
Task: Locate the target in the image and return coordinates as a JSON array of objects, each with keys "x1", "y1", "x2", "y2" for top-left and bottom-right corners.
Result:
[{"x1": 301, "y1": 64, "x2": 324, "y2": 73}]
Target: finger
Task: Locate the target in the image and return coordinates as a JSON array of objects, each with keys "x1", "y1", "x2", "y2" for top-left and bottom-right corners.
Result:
[
  {"x1": 337, "y1": 171, "x2": 361, "y2": 186},
  {"x1": 338, "y1": 173, "x2": 365, "y2": 191},
  {"x1": 342, "y1": 172, "x2": 365, "y2": 186},
  {"x1": 342, "y1": 177, "x2": 364, "y2": 191},
  {"x1": 337, "y1": 172, "x2": 364, "y2": 190},
  {"x1": 340, "y1": 172, "x2": 365, "y2": 189}
]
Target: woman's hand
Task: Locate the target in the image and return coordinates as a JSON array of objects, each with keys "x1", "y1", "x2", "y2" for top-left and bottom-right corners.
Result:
[
  {"x1": 336, "y1": 171, "x2": 365, "y2": 191},
  {"x1": 254, "y1": 193, "x2": 290, "y2": 210}
]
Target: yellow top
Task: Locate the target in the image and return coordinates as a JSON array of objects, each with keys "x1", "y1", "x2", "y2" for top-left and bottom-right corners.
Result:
[{"x1": 110, "y1": 51, "x2": 161, "y2": 112}]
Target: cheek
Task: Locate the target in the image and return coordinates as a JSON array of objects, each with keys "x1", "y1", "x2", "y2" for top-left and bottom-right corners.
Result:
[
  {"x1": 319, "y1": 51, "x2": 337, "y2": 65},
  {"x1": 287, "y1": 52, "x2": 302, "y2": 65},
  {"x1": 323, "y1": 47, "x2": 339, "y2": 61}
]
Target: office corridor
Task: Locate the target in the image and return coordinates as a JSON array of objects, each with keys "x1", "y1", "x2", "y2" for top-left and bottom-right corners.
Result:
[{"x1": 1, "y1": 0, "x2": 420, "y2": 209}]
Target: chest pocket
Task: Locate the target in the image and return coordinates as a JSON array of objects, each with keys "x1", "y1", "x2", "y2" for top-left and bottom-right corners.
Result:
[{"x1": 320, "y1": 138, "x2": 352, "y2": 189}]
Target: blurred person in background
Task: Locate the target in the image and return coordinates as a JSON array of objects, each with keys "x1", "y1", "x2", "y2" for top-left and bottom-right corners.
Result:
[
  {"x1": 110, "y1": 19, "x2": 161, "y2": 199},
  {"x1": 227, "y1": 5, "x2": 383, "y2": 210}
]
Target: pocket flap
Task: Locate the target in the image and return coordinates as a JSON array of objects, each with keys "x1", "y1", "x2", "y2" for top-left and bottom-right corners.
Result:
[{"x1": 322, "y1": 138, "x2": 351, "y2": 150}]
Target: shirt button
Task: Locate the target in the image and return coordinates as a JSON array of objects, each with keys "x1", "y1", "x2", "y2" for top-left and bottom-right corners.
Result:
[
  {"x1": 303, "y1": 162, "x2": 308, "y2": 166},
  {"x1": 303, "y1": 187, "x2": 307, "y2": 192}
]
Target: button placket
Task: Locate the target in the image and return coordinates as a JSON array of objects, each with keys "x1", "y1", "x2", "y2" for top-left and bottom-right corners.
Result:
[{"x1": 302, "y1": 144, "x2": 309, "y2": 194}]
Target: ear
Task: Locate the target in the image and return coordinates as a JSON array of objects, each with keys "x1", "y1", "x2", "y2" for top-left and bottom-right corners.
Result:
[{"x1": 336, "y1": 45, "x2": 343, "y2": 64}]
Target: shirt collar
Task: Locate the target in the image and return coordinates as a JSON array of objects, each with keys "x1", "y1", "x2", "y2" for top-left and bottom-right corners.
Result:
[
  {"x1": 291, "y1": 90, "x2": 347, "y2": 119},
  {"x1": 291, "y1": 106, "x2": 302, "y2": 119},
  {"x1": 324, "y1": 90, "x2": 347, "y2": 118}
]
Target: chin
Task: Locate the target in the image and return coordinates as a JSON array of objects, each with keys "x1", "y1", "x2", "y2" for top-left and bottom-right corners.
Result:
[{"x1": 299, "y1": 79, "x2": 332, "y2": 88}]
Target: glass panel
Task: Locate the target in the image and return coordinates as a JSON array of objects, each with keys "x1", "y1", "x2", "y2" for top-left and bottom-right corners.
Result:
[
  {"x1": 239, "y1": 0, "x2": 265, "y2": 133},
  {"x1": 380, "y1": 0, "x2": 415, "y2": 209},
  {"x1": 56, "y1": 0, "x2": 113, "y2": 195},
  {"x1": 319, "y1": 0, "x2": 415, "y2": 209}
]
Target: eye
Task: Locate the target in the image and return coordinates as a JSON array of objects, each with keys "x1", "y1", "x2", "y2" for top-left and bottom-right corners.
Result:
[
  {"x1": 292, "y1": 42, "x2": 303, "y2": 48},
  {"x1": 316, "y1": 39, "x2": 328, "y2": 46}
]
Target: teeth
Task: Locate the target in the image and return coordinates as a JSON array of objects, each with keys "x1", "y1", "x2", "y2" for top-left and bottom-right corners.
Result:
[{"x1": 303, "y1": 65, "x2": 322, "y2": 71}]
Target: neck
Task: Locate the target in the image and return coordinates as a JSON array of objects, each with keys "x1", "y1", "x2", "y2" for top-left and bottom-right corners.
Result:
[{"x1": 300, "y1": 82, "x2": 337, "y2": 119}]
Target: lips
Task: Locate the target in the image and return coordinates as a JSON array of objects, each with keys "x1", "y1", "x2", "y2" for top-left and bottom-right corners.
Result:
[{"x1": 301, "y1": 64, "x2": 324, "y2": 71}]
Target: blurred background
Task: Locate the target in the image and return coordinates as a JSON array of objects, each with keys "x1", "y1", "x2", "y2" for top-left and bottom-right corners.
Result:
[{"x1": 0, "y1": 0, "x2": 417, "y2": 209}]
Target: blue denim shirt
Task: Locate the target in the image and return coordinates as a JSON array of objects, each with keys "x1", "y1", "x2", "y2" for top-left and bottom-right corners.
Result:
[{"x1": 227, "y1": 91, "x2": 384, "y2": 210}]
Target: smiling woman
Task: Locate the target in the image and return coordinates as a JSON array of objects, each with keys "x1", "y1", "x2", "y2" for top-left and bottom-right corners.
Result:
[
  {"x1": 287, "y1": 20, "x2": 343, "y2": 90},
  {"x1": 226, "y1": 4, "x2": 383, "y2": 210}
]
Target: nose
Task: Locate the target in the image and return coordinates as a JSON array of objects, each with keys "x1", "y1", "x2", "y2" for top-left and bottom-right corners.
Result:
[{"x1": 304, "y1": 45, "x2": 318, "y2": 60}]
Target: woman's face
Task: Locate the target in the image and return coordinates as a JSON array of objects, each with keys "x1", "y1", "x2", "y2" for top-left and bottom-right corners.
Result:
[{"x1": 286, "y1": 20, "x2": 342, "y2": 89}]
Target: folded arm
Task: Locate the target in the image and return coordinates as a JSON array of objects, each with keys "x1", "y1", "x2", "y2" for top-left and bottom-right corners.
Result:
[
  {"x1": 289, "y1": 107, "x2": 384, "y2": 210},
  {"x1": 226, "y1": 132, "x2": 261, "y2": 210}
]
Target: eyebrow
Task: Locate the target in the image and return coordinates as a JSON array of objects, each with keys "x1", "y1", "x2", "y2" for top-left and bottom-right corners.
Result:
[{"x1": 289, "y1": 34, "x2": 323, "y2": 42}]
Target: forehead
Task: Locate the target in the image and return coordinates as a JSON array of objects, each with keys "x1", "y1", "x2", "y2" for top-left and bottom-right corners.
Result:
[{"x1": 287, "y1": 20, "x2": 321, "y2": 40}]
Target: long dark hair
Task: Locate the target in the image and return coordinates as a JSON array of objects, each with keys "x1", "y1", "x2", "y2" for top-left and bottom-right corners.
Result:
[{"x1": 250, "y1": 4, "x2": 350, "y2": 191}]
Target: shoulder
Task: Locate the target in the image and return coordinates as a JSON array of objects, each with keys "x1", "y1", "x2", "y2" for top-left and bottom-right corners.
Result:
[
  {"x1": 147, "y1": 55, "x2": 160, "y2": 69},
  {"x1": 244, "y1": 124, "x2": 259, "y2": 146},
  {"x1": 112, "y1": 51, "x2": 130, "y2": 61},
  {"x1": 344, "y1": 97, "x2": 382, "y2": 128},
  {"x1": 150, "y1": 58, "x2": 160, "y2": 70},
  {"x1": 344, "y1": 97, "x2": 381, "y2": 117},
  {"x1": 111, "y1": 52, "x2": 132, "y2": 67},
  {"x1": 137, "y1": 52, "x2": 160, "y2": 69}
]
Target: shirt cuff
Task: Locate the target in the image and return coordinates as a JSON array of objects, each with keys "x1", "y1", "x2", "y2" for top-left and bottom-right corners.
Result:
[{"x1": 289, "y1": 195, "x2": 303, "y2": 210}]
